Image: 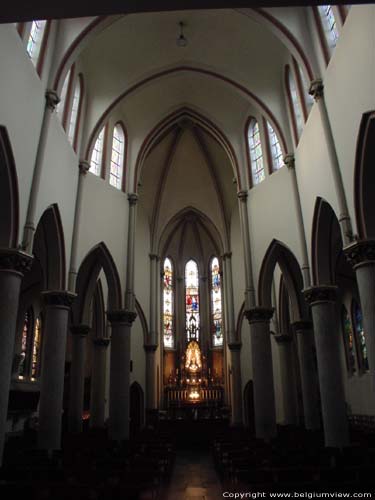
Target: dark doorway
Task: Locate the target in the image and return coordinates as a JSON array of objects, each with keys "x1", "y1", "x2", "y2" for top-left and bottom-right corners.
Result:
[
  {"x1": 244, "y1": 380, "x2": 255, "y2": 435},
  {"x1": 130, "y1": 381, "x2": 144, "y2": 436}
]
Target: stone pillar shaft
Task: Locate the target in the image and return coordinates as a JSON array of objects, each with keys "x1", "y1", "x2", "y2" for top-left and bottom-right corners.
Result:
[
  {"x1": 38, "y1": 290, "x2": 76, "y2": 450},
  {"x1": 309, "y1": 80, "x2": 353, "y2": 245},
  {"x1": 0, "y1": 250, "x2": 33, "y2": 465},
  {"x1": 68, "y1": 161, "x2": 90, "y2": 291},
  {"x1": 228, "y1": 345, "x2": 242, "y2": 426},
  {"x1": 68, "y1": 324, "x2": 90, "y2": 433},
  {"x1": 125, "y1": 194, "x2": 138, "y2": 310},
  {"x1": 293, "y1": 322, "x2": 321, "y2": 430},
  {"x1": 304, "y1": 286, "x2": 349, "y2": 447},
  {"x1": 275, "y1": 335, "x2": 299, "y2": 425},
  {"x1": 237, "y1": 191, "x2": 256, "y2": 309},
  {"x1": 90, "y1": 338, "x2": 110, "y2": 428},
  {"x1": 22, "y1": 90, "x2": 60, "y2": 252},
  {"x1": 246, "y1": 307, "x2": 276, "y2": 441}
]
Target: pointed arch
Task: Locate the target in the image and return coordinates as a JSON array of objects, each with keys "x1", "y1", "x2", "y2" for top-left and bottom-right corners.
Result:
[
  {"x1": 0, "y1": 126, "x2": 19, "y2": 248},
  {"x1": 135, "y1": 298, "x2": 149, "y2": 346},
  {"x1": 92, "y1": 279, "x2": 105, "y2": 338},
  {"x1": 33, "y1": 204, "x2": 66, "y2": 290},
  {"x1": 258, "y1": 239, "x2": 307, "y2": 322},
  {"x1": 354, "y1": 111, "x2": 375, "y2": 239},
  {"x1": 311, "y1": 197, "x2": 342, "y2": 286},
  {"x1": 73, "y1": 242, "x2": 122, "y2": 324}
]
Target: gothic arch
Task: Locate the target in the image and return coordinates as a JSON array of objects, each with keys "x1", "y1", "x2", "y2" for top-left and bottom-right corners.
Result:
[
  {"x1": 258, "y1": 239, "x2": 307, "y2": 322},
  {"x1": 92, "y1": 279, "x2": 105, "y2": 338},
  {"x1": 0, "y1": 125, "x2": 19, "y2": 248},
  {"x1": 354, "y1": 111, "x2": 375, "y2": 239},
  {"x1": 311, "y1": 197, "x2": 342, "y2": 286},
  {"x1": 135, "y1": 299, "x2": 149, "y2": 346},
  {"x1": 33, "y1": 204, "x2": 66, "y2": 290},
  {"x1": 73, "y1": 242, "x2": 122, "y2": 325}
]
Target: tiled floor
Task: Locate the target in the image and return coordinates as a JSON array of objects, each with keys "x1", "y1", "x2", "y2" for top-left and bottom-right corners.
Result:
[{"x1": 162, "y1": 448, "x2": 223, "y2": 500}]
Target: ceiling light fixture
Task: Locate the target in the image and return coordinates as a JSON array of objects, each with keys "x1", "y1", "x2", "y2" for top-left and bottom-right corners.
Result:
[{"x1": 177, "y1": 21, "x2": 188, "y2": 47}]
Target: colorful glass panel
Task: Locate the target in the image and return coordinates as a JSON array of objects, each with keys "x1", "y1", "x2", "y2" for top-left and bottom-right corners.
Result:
[
  {"x1": 31, "y1": 317, "x2": 42, "y2": 379},
  {"x1": 248, "y1": 120, "x2": 265, "y2": 185},
  {"x1": 26, "y1": 20, "x2": 46, "y2": 66},
  {"x1": 19, "y1": 311, "x2": 30, "y2": 378},
  {"x1": 163, "y1": 258, "x2": 174, "y2": 348},
  {"x1": 185, "y1": 260, "x2": 200, "y2": 342},
  {"x1": 342, "y1": 306, "x2": 356, "y2": 373},
  {"x1": 267, "y1": 122, "x2": 283, "y2": 171},
  {"x1": 318, "y1": 5, "x2": 339, "y2": 48},
  {"x1": 353, "y1": 301, "x2": 369, "y2": 372},
  {"x1": 90, "y1": 127, "x2": 105, "y2": 176},
  {"x1": 210, "y1": 257, "x2": 223, "y2": 347},
  {"x1": 109, "y1": 125, "x2": 125, "y2": 189}
]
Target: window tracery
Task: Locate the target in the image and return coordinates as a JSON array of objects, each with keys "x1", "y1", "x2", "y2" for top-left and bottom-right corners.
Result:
[
  {"x1": 352, "y1": 300, "x2": 369, "y2": 373},
  {"x1": 342, "y1": 305, "x2": 356, "y2": 374},
  {"x1": 90, "y1": 127, "x2": 105, "y2": 176},
  {"x1": 210, "y1": 257, "x2": 223, "y2": 347},
  {"x1": 266, "y1": 122, "x2": 283, "y2": 172},
  {"x1": 185, "y1": 260, "x2": 200, "y2": 342},
  {"x1": 248, "y1": 119, "x2": 265, "y2": 185},
  {"x1": 68, "y1": 76, "x2": 82, "y2": 148},
  {"x1": 109, "y1": 124, "x2": 125, "y2": 190},
  {"x1": 26, "y1": 20, "x2": 47, "y2": 67},
  {"x1": 318, "y1": 5, "x2": 340, "y2": 49},
  {"x1": 163, "y1": 257, "x2": 174, "y2": 348}
]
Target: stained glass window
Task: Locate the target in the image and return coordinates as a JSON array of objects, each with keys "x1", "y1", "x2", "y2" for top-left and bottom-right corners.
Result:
[
  {"x1": 318, "y1": 5, "x2": 339, "y2": 48},
  {"x1": 90, "y1": 127, "x2": 105, "y2": 176},
  {"x1": 342, "y1": 305, "x2": 356, "y2": 374},
  {"x1": 248, "y1": 120, "x2": 265, "y2": 185},
  {"x1": 26, "y1": 20, "x2": 46, "y2": 67},
  {"x1": 163, "y1": 258, "x2": 174, "y2": 348},
  {"x1": 185, "y1": 260, "x2": 200, "y2": 342},
  {"x1": 109, "y1": 124, "x2": 125, "y2": 189},
  {"x1": 352, "y1": 301, "x2": 369, "y2": 373},
  {"x1": 288, "y1": 67, "x2": 304, "y2": 140},
  {"x1": 56, "y1": 69, "x2": 71, "y2": 123},
  {"x1": 267, "y1": 122, "x2": 283, "y2": 171},
  {"x1": 210, "y1": 257, "x2": 223, "y2": 347},
  {"x1": 68, "y1": 77, "x2": 82, "y2": 146},
  {"x1": 19, "y1": 310, "x2": 31, "y2": 379},
  {"x1": 31, "y1": 317, "x2": 42, "y2": 379}
]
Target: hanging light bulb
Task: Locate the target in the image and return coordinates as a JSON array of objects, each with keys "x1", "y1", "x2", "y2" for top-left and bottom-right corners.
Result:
[{"x1": 177, "y1": 21, "x2": 188, "y2": 47}]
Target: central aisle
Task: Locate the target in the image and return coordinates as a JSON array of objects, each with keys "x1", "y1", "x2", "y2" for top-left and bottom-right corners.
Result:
[{"x1": 163, "y1": 448, "x2": 223, "y2": 500}]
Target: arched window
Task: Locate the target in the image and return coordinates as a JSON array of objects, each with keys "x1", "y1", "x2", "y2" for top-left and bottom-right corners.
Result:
[
  {"x1": 185, "y1": 260, "x2": 200, "y2": 342},
  {"x1": 68, "y1": 75, "x2": 83, "y2": 149},
  {"x1": 266, "y1": 121, "x2": 283, "y2": 171},
  {"x1": 31, "y1": 316, "x2": 42, "y2": 380},
  {"x1": 248, "y1": 119, "x2": 265, "y2": 185},
  {"x1": 109, "y1": 124, "x2": 125, "y2": 190},
  {"x1": 352, "y1": 300, "x2": 369, "y2": 373},
  {"x1": 26, "y1": 20, "x2": 47, "y2": 68},
  {"x1": 341, "y1": 305, "x2": 356, "y2": 374},
  {"x1": 298, "y1": 64, "x2": 314, "y2": 114},
  {"x1": 286, "y1": 65, "x2": 304, "y2": 144},
  {"x1": 19, "y1": 309, "x2": 42, "y2": 380},
  {"x1": 163, "y1": 258, "x2": 174, "y2": 349},
  {"x1": 56, "y1": 68, "x2": 71, "y2": 125},
  {"x1": 318, "y1": 5, "x2": 339, "y2": 50},
  {"x1": 210, "y1": 257, "x2": 223, "y2": 347},
  {"x1": 90, "y1": 127, "x2": 105, "y2": 176}
]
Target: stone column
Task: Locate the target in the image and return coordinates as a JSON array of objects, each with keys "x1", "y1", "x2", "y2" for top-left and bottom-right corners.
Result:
[
  {"x1": 304, "y1": 286, "x2": 349, "y2": 447},
  {"x1": 68, "y1": 160, "x2": 90, "y2": 291},
  {"x1": 107, "y1": 309, "x2": 136, "y2": 441},
  {"x1": 309, "y1": 80, "x2": 353, "y2": 246},
  {"x1": 68, "y1": 324, "x2": 90, "y2": 433},
  {"x1": 90, "y1": 338, "x2": 110, "y2": 428},
  {"x1": 228, "y1": 343, "x2": 243, "y2": 426},
  {"x1": 237, "y1": 191, "x2": 256, "y2": 309},
  {"x1": 292, "y1": 321, "x2": 321, "y2": 430},
  {"x1": 0, "y1": 249, "x2": 33, "y2": 465},
  {"x1": 149, "y1": 254, "x2": 159, "y2": 346},
  {"x1": 125, "y1": 194, "x2": 138, "y2": 311},
  {"x1": 38, "y1": 290, "x2": 76, "y2": 451},
  {"x1": 245, "y1": 307, "x2": 277, "y2": 441},
  {"x1": 274, "y1": 334, "x2": 299, "y2": 426},
  {"x1": 345, "y1": 240, "x2": 375, "y2": 382},
  {"x1": 22, "y1": 90, "x2": 60, "y2": 252},
  {"x1": 284, "y1": 154, "x2": 311, "y2": 288},
  {"x1": 145, "y1": 344, "x2": 158, "y2": 410}
]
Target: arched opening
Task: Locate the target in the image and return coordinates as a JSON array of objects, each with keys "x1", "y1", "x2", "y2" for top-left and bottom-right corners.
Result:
[
  {"x1": 243, "y1": 380, "x2": 255, "y2": 435},
  {"x1": 130, "y1": 381, "x2": 144, "y2": 436}
]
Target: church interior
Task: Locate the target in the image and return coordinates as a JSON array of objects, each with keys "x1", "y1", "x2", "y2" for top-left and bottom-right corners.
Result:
[{"x1": 0, "y1": 1, "x2": 375, "y2": 497}]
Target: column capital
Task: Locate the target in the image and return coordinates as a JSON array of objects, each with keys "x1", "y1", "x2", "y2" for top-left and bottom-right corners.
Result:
[
  {"x1": 274, "y1": 334, "x2": 293, "y2": 344},
  {"x1": 45, "y1": 89, "x2": 60, "y2": 111},
  {"x1": 292, "y1": 320, "x2": 313, "y2": 332},
  {"x1": 283, "y1": 154, "x2": 295, "y2": 170},
  {"x1": 149, "y1": 253, "x2": 159, "y2": 261},
  {"x1": 42, "y1": 290, "x2": 76, "y2": 308},
  {"x1": 222, "y1": 251, "x2": 232, "y2": 260},
  {"x1": 93, "y1": 337, "x2": 110, "y2": 348},
  {"x1": 144, "y1": 344, "x2": 158, "y2": 353},
  {"x1": 309, "y1": 79, "x2": 324, "y2": 101},
  {"x1": 303, "y1": 285, "x2": 338, "y2": 305},
  {"x1": 128, "y1": 193, "x2": 138, "y2": 206},
  {"x1": 79, "y1": 160, "x2": 90, "y2": 175},
  {"x1": 237, "y1": 190, "x2": 248, "y2": 202},
  {"x1": 70, "y1": 324, "x2": 90, "y2": 337},
  {"x1": 228, "y1": 342, "x2": 242, "y2": 351},
  {"x1": 344, "y1": 239, "x2": 375, "y2": 269},
  {"x1": 107, "y1": 309, "x2": 137, "y2": 326},
  {"x1": 0, "y1": 248, "x2": 33, "y2": 275},
  {"x1": 245, "y1": 307, "x2": 274, "y2": 323}
]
